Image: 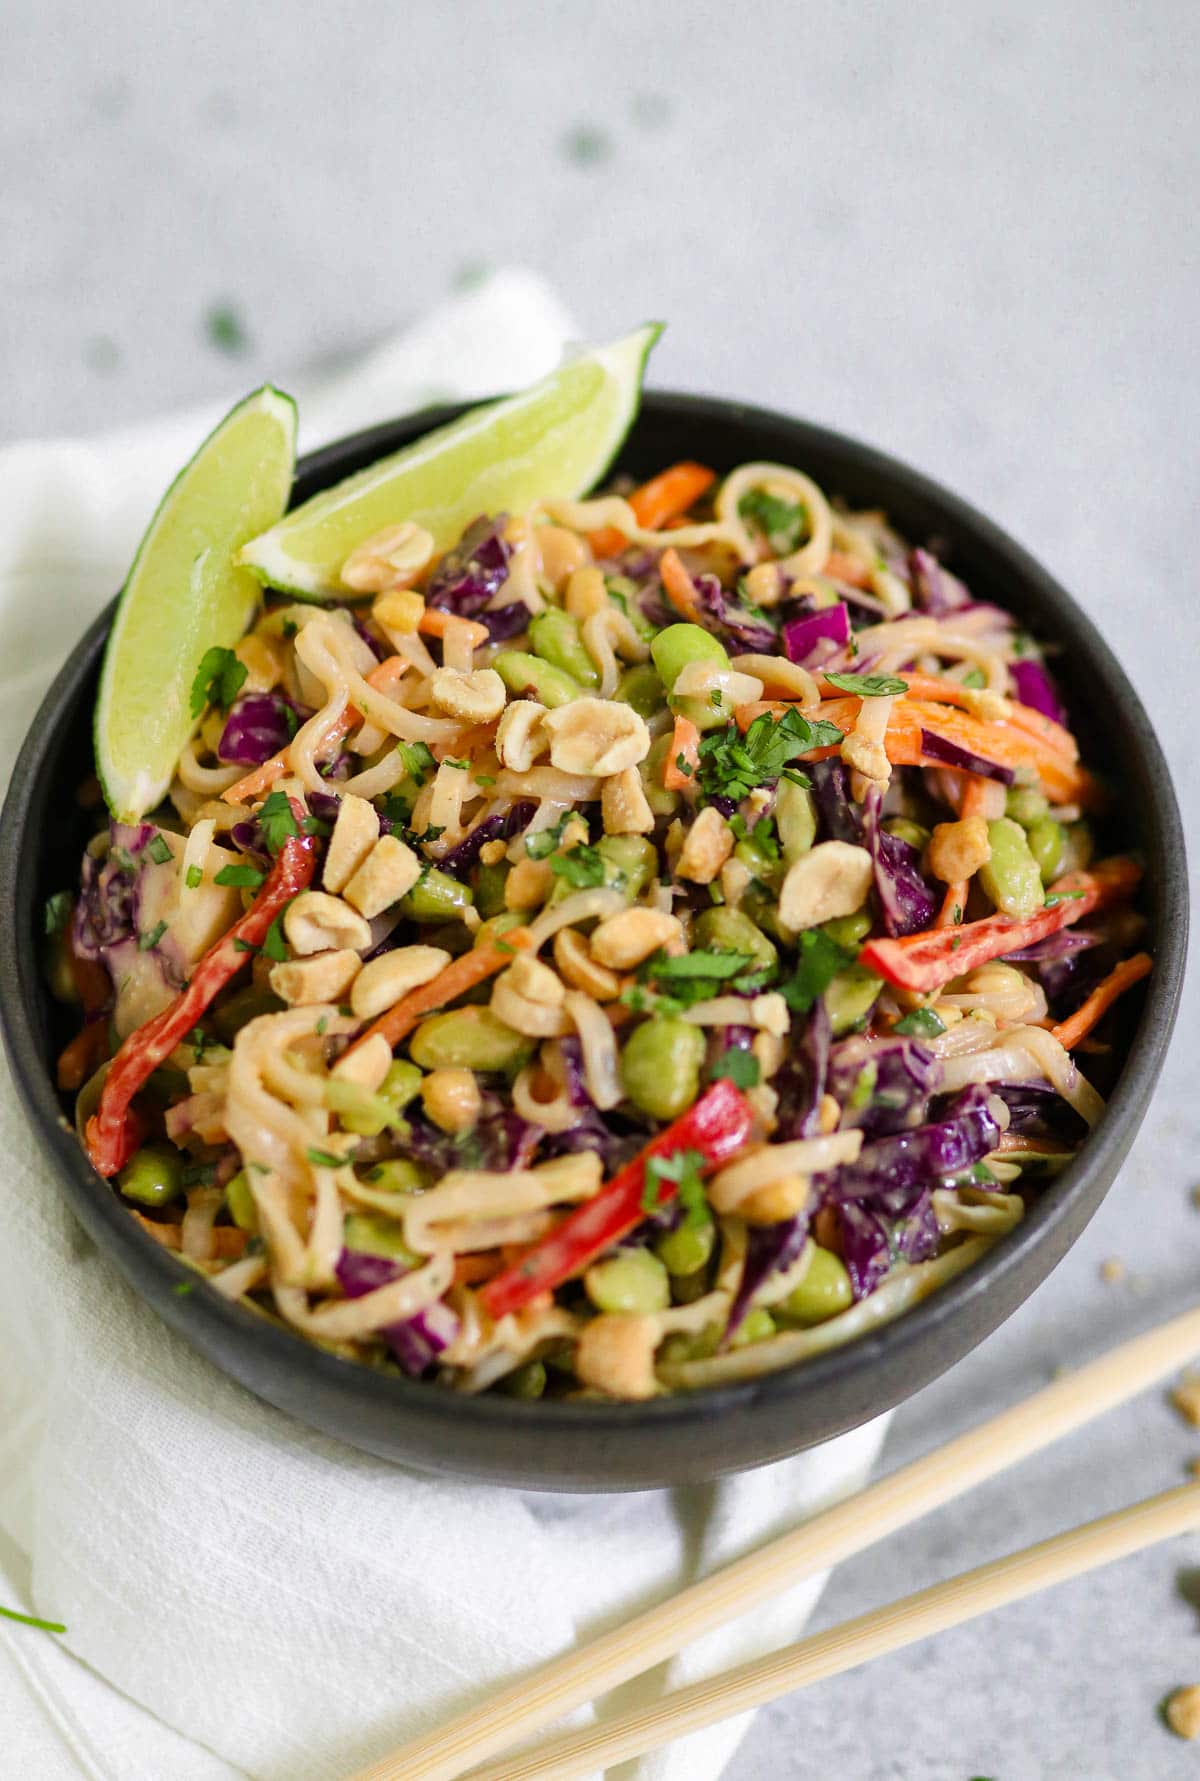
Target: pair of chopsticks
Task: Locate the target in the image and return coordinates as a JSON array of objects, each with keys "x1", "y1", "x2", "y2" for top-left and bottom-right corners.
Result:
[{"x1": 350, "y1": 1305, "x2": 1200, "y2": 1781}]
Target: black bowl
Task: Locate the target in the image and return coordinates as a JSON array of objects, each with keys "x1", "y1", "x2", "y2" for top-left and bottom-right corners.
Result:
[{"x1": 0, "y1": 394, "x2": 1187, "y2": 1490}]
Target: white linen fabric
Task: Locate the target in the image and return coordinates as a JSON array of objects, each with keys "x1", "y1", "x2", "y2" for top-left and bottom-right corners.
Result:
[{"x1": 0, "y1": 270, "x2": 890, "y2": 1781}]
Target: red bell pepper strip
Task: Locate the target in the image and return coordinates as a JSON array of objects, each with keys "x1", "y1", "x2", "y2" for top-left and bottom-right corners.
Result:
[
  {"x1": 85, "y1": 833, "x2": 319, "y2": 1177},
  {"x1": 858, "y1": 856, "x2": 1141, "y2": 994},
  {"x1": 478, "y1": 1078, "x2": 754, "y2": 1323}
]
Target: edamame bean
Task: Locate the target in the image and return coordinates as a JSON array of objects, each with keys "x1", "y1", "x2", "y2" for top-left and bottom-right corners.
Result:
[
  {"x1": 655, "y1": 1216, "x2": 716, "y2": 1278},
  {"x1": 658, "y1": 1326, "x2": 721, "y2": 1365},
  {"x1": 620, "y1": 1016, "x2": 705, "y2": 1119},
  {"x1": 650, "y1": 622, "x2": 728, "y2": 695},
  {"x1": 359, "y1": 1158, "x2": 427, "y2": 1195},
  {"x1": 475, "y1": 860, "x2": 510, "y2": 919},
  {"x1": 882, "y1": 817, "x2": 931, "y2": 851},
  {"x1": 224, "y1": 1170, "x2": 259, "y2": 1233},
  {"x1": 821, "y1": 910, "x2": 873, "y2": 949},
  {"x1": 639, "y1": 734, "x2": 681, "y2": 817},
  {"x1": 1005, "y1": 784, "x2": 1048, "y2": 827},
  {"x1": 1026, "y1": 815, "x2": 1066, "y2": 882},
  {"x1": 775, "y1": 776, "x2": 817, "y2": 862},
  {"x1": 734, "y1": 824, "x2": 784, "y2": 886},
  {"x1": 398, "y1": 868, "x2": 474, "y2": 921},
  {"x1": 615, "y1": 662, "x2": 665, "y2": 720},
  {"x1": 474, "y1": 911, "x2": 529, "y2": 948},
  {"x1": 117, "y1": 1144, "x2": 184, "y2": 1208},
  {"x1": 528, "y1": 609, "x2": 600, "y2": 688},
  {"x1": 584, "y1": 1246, "x2": 671, "y2": 1314},
  {"x1": 978, "y1": 817, "x2": 1044, "y2": 919},
  {"x1": 777, "y1": 1245, "x2": 853, "y2": 1325},
  {"x1": 492, "y1": 649, "x2": 584, "y2": 707},
  {"x1": 824, "y1": 966, "x2": 884, "y2": 1035},
  {"x1": 409, "y1": 1006, "x2": 530, "y2": 1072},
  {"x1": 342, "y1": 1212, "x2": 421, "y2": 1266},
  {"x1": 44, "y1": 933, "x2": 78, "y2": 1003},
  {"x1": 326, "y1": 1078, "x2": 398, "y2": 1136},
  {"x1": 606, "y1": 575, "x2": 657, "y2": 640},
  {"x1": 501, "y1": 1360, "x2": 547, "y2": 1399},
  {"x1": 597, "y1": 834, "x2": 658, "y2": 901},
  {"x1": 731, "y1": 1306, "x2": 776, "y2": 1347},
  {"x1": 694, "y1": 905, "x2": 779, "y2": 973},
  {"x1": 1059, "y1": 820, "x2": 1094, "y2": 876}
]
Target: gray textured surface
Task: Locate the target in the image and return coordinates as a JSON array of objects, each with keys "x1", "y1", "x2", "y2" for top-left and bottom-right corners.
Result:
[{"x1": 5, "y1": 1, "x2": 1199, "y2": 1775}]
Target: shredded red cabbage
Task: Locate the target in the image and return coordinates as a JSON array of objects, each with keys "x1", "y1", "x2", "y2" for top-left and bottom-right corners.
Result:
[
  {"x1": 862, "y1": 786, "x2": 937, "y2": 936},
  {"x1": 334, "y1": 1248, "x2": 460, "y2": 1378},
  {"x1": 919, "y1": 729, "x2": 1015, "y2": 786},
  {"x1": 1009, "y1": 657, "x2": 1068, "y2": 727},
  {"x1": 217, "y1": 692, "x2": 306, "y2": 767},
  {"x1": 782, "y1": 600, "x2": 850, "y2": 666},
  {"x1": 424, "y1": 517, "x2": 510, "y2": 617}
]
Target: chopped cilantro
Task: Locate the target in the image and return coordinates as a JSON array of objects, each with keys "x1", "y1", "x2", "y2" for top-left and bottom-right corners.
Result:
[
  {"x1": 189, "y1": 646, "x2": 247, "y2": 718},
  {"x1": 893, "y1": 1007, "x2": 946, "y2": 1038},
  {"x1": 403, "y1": 824, "x2": 446, "y2": 849},
  {"x1": 232, "y1": 937, "x2": 257, "y2": 955},
  {"x1": 846, "y1": 1059, "x2": 878, "y2": 1111},
  {"x1": 474, "y1": 773, "x2": 496, "y2": 788},
  {"x1": 708, "y1": 1048, "x2": 761, "y2": 1089},
  {"x1": 43, "y1": 890, "x2": 72, "y2": 936},
  {"x1": 646, "y1": 949, "x2": 754, "y2": 983},
  {"x1": 185, "y1": 865, "x2": 203, "y2": 890},
  {"x1": 824, "y1": 671, "x2": 909, "y2": 698},
  {"x1": 780, "y1": 929, "x2": 856, "y2": 1014},
  {"x1": 674, "y1": 753, "x2": 695, "y2": 778},
  {"x1": 280, "y1": 617, "x2": 298, "y2": 640},
  {"x1": 315, "y1": 1016, "x2": 328, "y2": 1036},
  {"x1": 961, "y1": 667, "x2": 986, "y2": 689},
  {"x1": 214, "y1": 863, "x2": 266, "y2": 889},
  {"x1": 258, "y1": 789, "x2": 298, "y2": 854},
  {"x1": 697, "y1": 709, "x2": 842, "y2": 804},
  {"x1": 549, "y1": 845, "x2": 606, "y2": 889},
  {"x1": 171, "y1": 1279, "x2": 197, "y2": 1297},
  {"x1": 112, "y1": 846, "x2": 136, "y2": 870},
  {"x1": 1044, "y1": 891, "x2": 1085, "y2": 907},
  {"x1": 738, "y1": 487, "x2": 807, "y2": 554},
  {"x1": 181, "y1": 1160, "x2": 216, "y2": 1187},
  {"x1": 205, "y1": 302, "x2": 249, "y2": 354},
  {"x1": 526, "y1": 813, "x2": 572, "y2": 859},
  {"x1": 262, "y1": 911, "x2": 288, "y2": 962},
  {"x1": 147, "y1": 834, "x2": 173, "y2": 865},
  {"x1": 306, "y1": 1146, "x2": 349, "y2": 1169},
  {"x1": 378, "y1": 791, "x2": 414, "y2": 828},
  {"x1": 442, "y1": 757, "x2": 470, "y2": 771},
  {"x1": 138, "y1": 919, "x2": 167, "y2": 952},
  {"x1": 640, "y1": 1148, "x2": 707, "y2": 1221},
  {"x1": 397, "y1": 740, "x2": 438, "y2": 780}
]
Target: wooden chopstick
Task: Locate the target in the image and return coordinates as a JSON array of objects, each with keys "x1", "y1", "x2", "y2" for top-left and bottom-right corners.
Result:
[
  {"x1": 462, "y1": 1481, "x2": 1200, "y2": 1781},
  {"x1": 350, "y1": 1304, "x2": 1200, "y2": 1781}
]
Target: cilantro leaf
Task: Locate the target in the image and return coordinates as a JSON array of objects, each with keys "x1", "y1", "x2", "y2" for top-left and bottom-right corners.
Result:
[
  {"x1": 824, "y1": 671, "x2": 909, "y2": 698},
  {"x1": 43, "y1": 890, "x2": 72, "y2": 936},
  {"x1": 1044, "y1": 891, "x2": 1085, "y2": 907},
  {"x1": 185, "y1": 865, "x2": 203, "y2": 890},
  {"x1": 138, "y1": 919, "x2": 168, "y2": 952},
  {"x1": 640, "y1": 1147, "x2": 707, "y2": 1221},
  {"x1": 396, "y1": 740, "x2": 437, "y2": 781},
  {"x1": 214, "y1": 863, "x2": 266, "y2": 890},
  {"x1": 549, "y1": 845, "x2": 606, "y2": 888},
  {"x1": 262, "y1": 911, "x2": 288, "y2": 962},
  {"x1": 189, "y1": 646, "x2": 247, "y2": 719},
  {"x1": 526, "y1": 813, "x2": 572, "y2": 860},
  {"x1": 258, "y1": 789, "x2": 299, "y2": 855},
  {"x1": 780, "y1": 929, "x2": 856, "y2": 1014},
  {"x1": 697, "y1": 708, "x2": 843, "y2": 804},
  {"x1": 708, "y1": 1048, "x2": 761, "y2": 1089},
  {"x1": 738, "y1": 487, "x2": 807, "y2": 555},
  {"x1": 645, "y1": 949, "x2": 754, "y2": 983},
  {"x1": 893, "y1": 1007, "x2": 946, "y2": 1038},
  {"x1": 961, "y1": 667, "x2": 986, "y2": 689},
  {"x1": 306, "y1": 1146, "x2": 349, "y2": 1169},
  {"x1": 147, "y1": 834, "x2": 173, "y2": 865}
]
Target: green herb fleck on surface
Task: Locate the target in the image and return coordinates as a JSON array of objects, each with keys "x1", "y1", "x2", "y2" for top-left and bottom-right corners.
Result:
[
  {"x1": 44, "y1": 890, "x2": 72, "y2": 936},
  {"x1": 737, "y1": 487, "x2": 807, "y2": 555},
  {"x1": 262, "y1": 911, "x2": 288, "y2": 963},
  {"x1": 214, "y1": 863, "x2": 265, "y2": 890},
  {"x1": 185, "y1": 865, "x2": 203, "y2": 890},
  {"x1": 259, "y1": 789, "x2": 299, "y2": 854},
  {"x1": 893, "y1": 1007, "x2": 946, "y2": 1038},
  {"x1": 562, "y1": 123, "x2": 612, "y2": 166},
  {"x1": 824, "y1": 671, "x2": 909, "y2": 698},
  {"x1": 708, "y1": 1048, "x2": 761, "y2": 1089},
  {"x1": 190, "y1": 646, "x2": 247, "y2": 718},
  {"x1": 526, "y1": 813, "x2": 572, "y2": 860},
  {"x1": 147, "y1": 834, "x2": 173, "y2": 865},
  {"x1": 780, "y1": 929, "x2": 856, "y2": 1014},
  {"x1": 697, "y1": 709, "x2": 841, "y2": 804},
  {"x1": 205, "y1": 302, "x2": 249, "y2": 354},
  {"x1": 549, "y1": 845, "x2": 606, "y2": 889},
  {"x1": 306, "y1": 1146, "x2": 348, "y2": 1169},
  {"x1": 641, "y1": 1148, "x2": 707, "y2": 1221},
  {"x1": 172, "y1": 1279, "x2": 197, "y2": 1297},
  {"x1": 138, "y1": 920, "x2": 167, "y2": 952}
]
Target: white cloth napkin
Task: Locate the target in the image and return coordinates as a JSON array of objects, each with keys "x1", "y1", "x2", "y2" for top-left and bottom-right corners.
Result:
[{"x1": 0, "y1": 270, "x2": 890, "y2": 1781}]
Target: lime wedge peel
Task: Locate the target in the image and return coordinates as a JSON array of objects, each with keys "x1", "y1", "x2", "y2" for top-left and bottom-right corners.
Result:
[
  {"x1": 237, "y1": 322, "x2": 663, "y2": 602},
  {"x1": 95, "y1": 385, "x2": 297, "y2": 823}
]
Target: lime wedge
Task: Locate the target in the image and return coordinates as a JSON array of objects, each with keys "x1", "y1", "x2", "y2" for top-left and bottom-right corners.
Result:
[
  {"x1": 238, "y1": 322, "x2": 662, "y2": 601},
  {"x1": 96, "y1": 385, "x2": 297, "y2": 822}
]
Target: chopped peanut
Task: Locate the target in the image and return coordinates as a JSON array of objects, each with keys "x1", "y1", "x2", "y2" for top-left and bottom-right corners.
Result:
[
  {"x1": 269, "y1": 949, "x2": 362, "y2": 1006},
  {"x1": 928, "y1": 815, "x2": 991, "y2": 884},
  {"x1": 589, "y1": 907, "x2": 682, "y2": 970},
  {"x1": 421, "y1": 1066, "x2": 482, "y2": 1134},
  {"x1": 343, "y1": 835, "x2": 422, "y2": 919},
  {"x1": 505, "y1": 856, "x2": 554, "y2": 910},
  {"x1": 574, "y1": 1313, "x2": 660, "y2": 1400},
  {"x1": 563, "y1": 565, "x2": 609, "y2": 619},
  {"x1": 350, "y1": 945, "x2": 451, "y2": 1020},
  {"x1": 323, "y1": 794, "x2": 380, "y2": 894},
  {"x1": 554, "y1": 927, "x2": 621, "y2": 1001},
  {"x1": 234, "y1": 633, "x2": 285, "y2": 693},
  {"x1": 507, "y1": 952, "x2": 565, "y2": 1007},
  {"x1": 676, "y1": 806, "x2": 734, "y2": 884},
  {"x1": 283, "y1": 891, "x2": 373, "y2": 957},
  {"x1": 492, "y1": 969, "x2": 571, "y2": 1037},
  {"x1": 373, "y1": 587, "x2": 425, "y2": 634},
  {"x1": 536, "y1": 525, "x2": 590, "y2": 591},
  {"x1": 1166, "y1": 1686, "x2": 1200, "y2": 1740},
  {"x1": 542, "y1": 698, "x2": 650, "y2": 776},
  {"x1": 341, "y1": 522, "x2": 434, "y2": 594},
  {"x1": 778, "y1": 841, "x2": 873, "y2": 931},
  {"x1": 331, "y1": 1032, "x2": 392, "y2": 1092},
  {"x1": 496, "y1": 699, "x2": 548, "y2": 772},
  {"x1": 1171, "y1": 1377, "x2": 1200, "y2": 1427},
  {"x1": 428, "y1": 666, "x2": 506, "y2": 723},
  {"x1": 601, "y1": 764, "x2": 655, "y2": 835}
]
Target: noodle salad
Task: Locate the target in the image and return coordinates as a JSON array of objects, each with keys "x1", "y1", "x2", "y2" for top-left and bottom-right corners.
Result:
[{"x1": 53, "y1": 456, "x2": 1151, "y2": 1401}]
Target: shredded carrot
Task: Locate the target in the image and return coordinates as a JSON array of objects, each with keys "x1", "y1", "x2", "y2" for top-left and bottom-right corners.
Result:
[
  {"x1": 347, "y1": 931, "x2": 534, "y2": 1057},
  {"x1": 895, "y1": 672, "x2": 1079, "y2": 762},
  {"x1": 221, "y1": 655, "x2": 406, "y2": 805},
  {"x1": 130, "y1": 1212, "x2": 181, "y2": 1249},
  {"x1": 663, "y1": 713, "x2": 701, "y2": 791},
  {"x1": 659, "y1": 547, "x2": 707, "y2": 624},
  {"x1": 56, "y1": 1020, "x2": 109, "y2": 1093},
  {"x1": 418, "y1": 608, "x2": 489, "y2": 650},
  {"x1": 452, "y1": 1252, "x2": 503, "y2": 1288},
  {"x1": 587, "y1": 461, "x2": 716, "y2": 558},
  {"x1": 821, "y1": 549, "x2": 873, "y2": 588},
  {"x1": 1049, "y1": 952, "x2": 1152, "y2": 1050}
]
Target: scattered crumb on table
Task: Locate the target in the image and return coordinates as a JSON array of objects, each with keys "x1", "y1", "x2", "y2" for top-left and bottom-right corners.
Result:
[
  {"x1": 1170, "y1": 1377, "x2": 1200, "y2": 1427},
  {"x1": 1100, "y1": 1257, "x2": 1125, "y2": 1283},
  {"x1": 1166, "y1": 1685, "x2": 1200, "y2": 1739}
]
